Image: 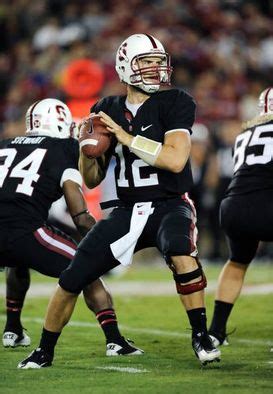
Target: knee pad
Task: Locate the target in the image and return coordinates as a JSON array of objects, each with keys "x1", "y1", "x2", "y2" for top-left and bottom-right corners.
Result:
[{"x1": 169, "y1": 259, "x2": 207, "y2": 295}]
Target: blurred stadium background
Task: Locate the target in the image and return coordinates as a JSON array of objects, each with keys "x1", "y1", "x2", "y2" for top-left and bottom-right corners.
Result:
[
  {"x1": 1, "y1": 0, "x2": 273, "y2": 263},
  {"x1": 0, "y1": 2, "x2": 273, "y2": 391}
]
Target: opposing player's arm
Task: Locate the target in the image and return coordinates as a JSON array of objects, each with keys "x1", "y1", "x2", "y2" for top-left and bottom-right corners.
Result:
[
  {"x1": 60, "y1": 168, "x2": 96, "y2": 237},
  {"x1": 98, "y1": 111, "x2": 191, "y2": 173},
  {"x1": 63, "y1": 180, "x2": 95, "y2": 237},
  {"x1": 79, "y1": 153, "x2": 108, "y2": 188}
]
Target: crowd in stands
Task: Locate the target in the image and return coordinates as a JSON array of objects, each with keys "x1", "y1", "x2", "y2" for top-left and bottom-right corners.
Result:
[{"x1": 1, "y1": 0, "x2": 273, "y2": 260}]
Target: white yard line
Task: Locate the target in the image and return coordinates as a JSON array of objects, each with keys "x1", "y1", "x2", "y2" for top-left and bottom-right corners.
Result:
[
  {"x1": 96, "y1": 366, "x2": 149, "y2": 373},
  {"x1": 0, "y1": 315, "x2": 272, "y2": 347},
  {"x1": 0, "y1": 281, "x2": 273, "y2": 297}
]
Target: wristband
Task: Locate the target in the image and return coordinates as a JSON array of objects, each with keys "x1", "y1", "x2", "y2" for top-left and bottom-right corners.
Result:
[{"x1": 130, "y1": 135, "x2": 162, "y2": 165}]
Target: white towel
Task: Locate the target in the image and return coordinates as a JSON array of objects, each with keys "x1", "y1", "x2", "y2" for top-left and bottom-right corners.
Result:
[{"x1": 110, "y1": 202, "x2": 154, "y2": 266}]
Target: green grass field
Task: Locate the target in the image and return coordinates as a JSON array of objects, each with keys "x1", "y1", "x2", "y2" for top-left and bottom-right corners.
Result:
[{"x1": 0, "y1": 262, "x2": 272, "y2": 394}]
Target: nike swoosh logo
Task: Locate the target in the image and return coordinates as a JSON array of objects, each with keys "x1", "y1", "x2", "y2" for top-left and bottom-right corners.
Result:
[
  {"x1": 141, "y1": 124, "x2": 152, "y2": 132},
  {"x1": 136, "y1": 204, "x2": 144, "y2": 208}
]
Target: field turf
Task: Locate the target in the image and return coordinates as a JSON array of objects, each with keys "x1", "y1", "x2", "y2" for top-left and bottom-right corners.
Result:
[{"x1": 0, "y1": 262, "x2": 272, "y2": 394}]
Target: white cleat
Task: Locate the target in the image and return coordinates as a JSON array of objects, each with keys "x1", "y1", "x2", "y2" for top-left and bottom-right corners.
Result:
[
  {"x1": 192, "y1": 333, "x2": 221, "y2": 366},
  {"x1": 3, "y1": 331, "x2": 31, "y2": 348},
  {"x1": 106, "y1": 338, "x2": 144, "y2": 356},
  {"x1": 209, "y1": 334, "x2": 229, "y2": 347},
  {"x1": 18, "y1": 348, "x2": 52, "y2": 369}
]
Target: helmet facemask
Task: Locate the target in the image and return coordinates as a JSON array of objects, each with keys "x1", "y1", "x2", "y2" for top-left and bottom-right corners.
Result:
[{"x1": 130, "y1": 53, "x2": 172, "y2": 93}]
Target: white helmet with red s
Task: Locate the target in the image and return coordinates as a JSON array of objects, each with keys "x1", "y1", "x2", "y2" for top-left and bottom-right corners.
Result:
[
  {"x1": 258, "y1": 87, "x2": 273, "y2": 115},
  {"x1": 115, "y1": 33, "x2": 172, "y2": 94},
  {"x1": 26, "y1": 98, "x2": 75, "y2": 138}
]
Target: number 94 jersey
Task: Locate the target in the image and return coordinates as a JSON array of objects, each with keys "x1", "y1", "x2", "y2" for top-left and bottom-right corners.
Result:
[
  {"x1": 92, "y1": 89, "x2": 195, "y2": 203},
  {"x1": 0, "y1": 136, "x2": 79, "y2": 235},
  {"x1": 227, "y1": 118, "x2": 273, "y2": 196}
]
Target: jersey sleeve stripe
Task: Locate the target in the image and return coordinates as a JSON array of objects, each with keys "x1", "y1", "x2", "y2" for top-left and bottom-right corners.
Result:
[
  {"x1": 60, "y1": 168, "x2": 83, "y2": 188},
  {"x1": 165, "y1": 129, "x2": 190, "y2": 135},
  {"x1": 34, "y1": 227, "x2": 76, "y2": 259}
]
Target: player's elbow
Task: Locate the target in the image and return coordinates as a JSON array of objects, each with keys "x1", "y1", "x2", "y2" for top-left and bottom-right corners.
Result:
[
  {"x1": 74, "y1": 213, "x2": 96, "y2": 237},
  {"x1": 82, "y1": 164, "x2": 106, "y2": 189},
  {"x1": 171, "y1": 164, "x2": 184, "y2": 173},
  {"x1": 85, "y1": 171, "x2": 106, "y2": 189},
  {"x1": 168, "y1": 159, "x2": 186, "y2": 173},
  {"x1": 83, "y1": 175, "x2": 99, "y2": 189}
]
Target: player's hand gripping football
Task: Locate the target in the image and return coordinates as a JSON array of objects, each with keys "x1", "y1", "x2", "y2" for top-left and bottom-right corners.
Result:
[
  {"x1": 79, "y1": 113, "x2": 112, "y2": 159},
  {"x1": 98, "y1": 111, "x2": 133, "y2": 147}
]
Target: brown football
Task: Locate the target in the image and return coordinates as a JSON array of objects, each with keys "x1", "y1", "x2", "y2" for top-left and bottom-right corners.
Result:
[{"x1": 79, "y1": 115, "x2": 111, "y2": 158}]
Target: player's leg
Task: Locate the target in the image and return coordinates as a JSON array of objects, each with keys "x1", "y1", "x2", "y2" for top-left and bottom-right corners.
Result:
[
  {"x1": 2, "y1": 266, "x2": 31, "y2": 347},
  {"x1": 170, "y1": 254, "x2": 220, "y2": 365},
  {"x1": 208, "y1": 239, "x2": 257, "y2": 346},
  {"x1": 156, "y1": 196, "x2": 220, "y2": 365},
  {"x1": 18, "y1": 212, "x2": 143, "y2": 368},
  {"x1": 215, "y1": 260, "x2": 249, "y2": 303},
  {"x1": 22, "y1": 224, "x2": 139, "y2": 351},
  {"x1": 58, "y1": 212, "x2": 143, "y2": 357},
  {"x1": 82, "y1": 279, "x2": 141, "y2": 356},
  {"x1": 209, "y1": 196, "x2": 259, "y2": 346},
  {"x1": 3, "y1": 226, "x2": 77, "y2": 362}
]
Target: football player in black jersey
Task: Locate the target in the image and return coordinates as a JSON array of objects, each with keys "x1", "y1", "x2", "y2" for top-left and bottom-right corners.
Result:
[
  {"x1": 209, "y1": 87, "x2": 273, "y2": 346},
  {"x1": 0, "y1": 98, "x2": 142, "y2": 355},
  {"x1": 19, "y1": 34, "x2": 220, "y2": 369}
]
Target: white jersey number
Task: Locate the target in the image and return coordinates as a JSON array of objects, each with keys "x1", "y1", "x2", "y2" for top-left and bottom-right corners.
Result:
[
  {"x1": 115, "y1": 145, "x2": 159, "y2": 187},
  {"x1": 233, "y1": 125, "x2": 273, "y2": 172},
  {"x1": 0, "y1": 148, "x2": 47, "y2": 196}
]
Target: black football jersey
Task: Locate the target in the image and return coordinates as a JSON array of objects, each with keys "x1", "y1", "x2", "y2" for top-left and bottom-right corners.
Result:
[
  {"x1": 92, "y1": 89, "x2": 195, "y2": 203},
  {"x1": 227, "y1": 119, "x2": 273, "y2": 196},
  {"x1": 0, "y1": 135, "x2": 79, "y2": 236}
]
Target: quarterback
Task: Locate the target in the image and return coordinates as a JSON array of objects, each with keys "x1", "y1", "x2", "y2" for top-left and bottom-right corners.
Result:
[{"x1": 19, "y1": 34, "x2": 220, "y2": 368}]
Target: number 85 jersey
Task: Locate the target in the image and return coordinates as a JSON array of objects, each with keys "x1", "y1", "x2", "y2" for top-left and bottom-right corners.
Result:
[
  {"x1": 0, "y1": 136, "x2": 80, "y2": 236},
  {"x1": 227, "y1": 118, "x2": 273, "y2": 196}
]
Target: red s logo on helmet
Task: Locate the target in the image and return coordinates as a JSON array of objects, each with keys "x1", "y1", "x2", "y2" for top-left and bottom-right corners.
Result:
[
  {"x1": 56, "y1": 105, "x2": 67, "y2": 121},
  {"x1": 118, "y1": 43, "x2": 128, "y2": 62}
]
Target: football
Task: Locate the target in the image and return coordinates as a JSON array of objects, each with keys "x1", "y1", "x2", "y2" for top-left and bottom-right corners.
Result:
[{"x1": 79, "y1": 115, "x2": 112, "y2": 158}]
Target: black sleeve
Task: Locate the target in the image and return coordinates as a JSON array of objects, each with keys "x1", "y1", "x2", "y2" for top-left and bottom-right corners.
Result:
[
  {"x1": 62, "y1": 139, "x2": 79, "y2": 170},
  {"x1": 90, "y1": 97, "x2": 110, "y2": 114},
  {"x1": 165, "y1": 90, "x2": 196, "y2": 134}
]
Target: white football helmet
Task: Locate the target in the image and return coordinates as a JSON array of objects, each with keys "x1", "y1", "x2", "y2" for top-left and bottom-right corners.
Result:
[
  {"x1": 258, "y1": 87, "x2": 273, "y2": 115},
  {"x1": 115, "y1": 33, "x2": 172, "y2": 94},
  {"x1": 26, "y1": 98, "x2": 74, "y2": 138}
]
